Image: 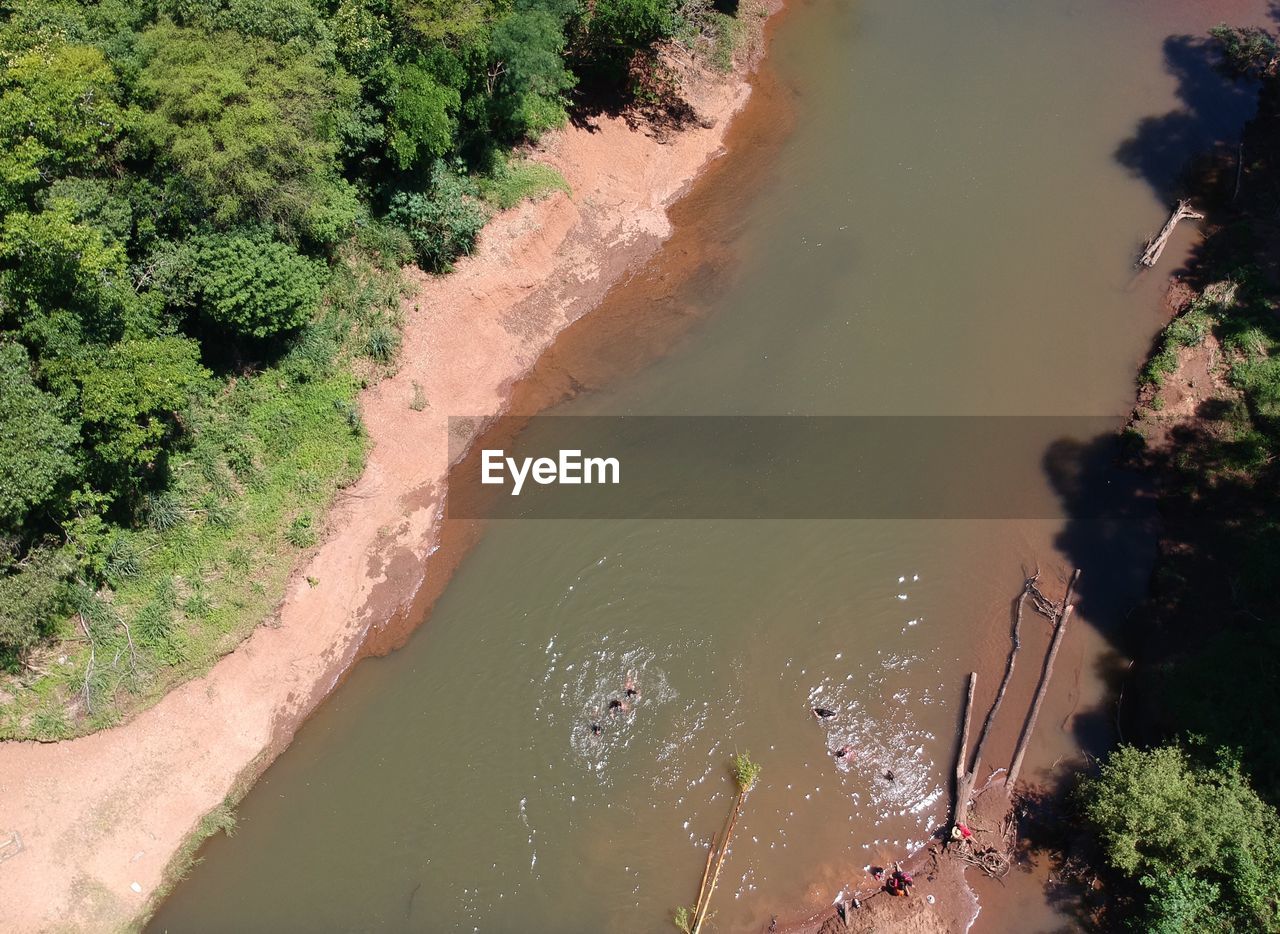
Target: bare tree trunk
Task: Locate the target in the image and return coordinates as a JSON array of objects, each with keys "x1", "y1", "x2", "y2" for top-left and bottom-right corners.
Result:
[
  {"x1": 1008, "y1": 570, "x2": 1081, "y2": 787},
  {"x1": 692, "y1": 793, "x2": 746, "y2": 934},
  {"x1": 1138, "y1": 201, "x2": 1204, "y2": 268},
  {"x1": 951, "y1": 577, "x2": 1032, "y2": 823},
  {"x1": 1234, "y1": 143, "x2": 1245, "y2": 203},
  {"x1": 967, "y1": 580, "x2": 1030, "y2": 783},
  {"x1": 952, "y1": 672, "x2": 978, "y2": 825},
  {"x1": 691, "y1": 840, "x2": 716, "y2": 928}
]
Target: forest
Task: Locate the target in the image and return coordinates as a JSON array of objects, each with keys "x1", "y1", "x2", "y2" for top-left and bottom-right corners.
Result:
[{"x1": 0, "y1": 0, "x2": 742, "y2": 735}]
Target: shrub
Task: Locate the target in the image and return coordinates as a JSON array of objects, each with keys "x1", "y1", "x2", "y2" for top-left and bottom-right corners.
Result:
[
  {"x1": 363, "y1": 321, "x2": 400, "y2": 363},
  {"x1": 0, "y1": 546, "x2": 72, "y2": 659},
  {"x1": 187, "y1": 233, "x2": 325, "y2": 339},
  {"x1": 388, "y1": 162, "x2": 489, "y2": 273},
  {"x1": 1077, "y1": 744, "x2": 1280, "y2": 932},
  {"x1": 285, "y1": 512, "x2": 316, "y2": 547},
  {"x1": 578, "y1": 0, "x2": 679, "y2": 79},
  {"x1": 708, "y1": 12, "x2": 745, "y2": 72}
]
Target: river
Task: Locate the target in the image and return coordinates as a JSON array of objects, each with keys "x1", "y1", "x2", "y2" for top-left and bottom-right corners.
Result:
[{"x1": 150, "y1": 0, "x2": 1267, "y2": 931}]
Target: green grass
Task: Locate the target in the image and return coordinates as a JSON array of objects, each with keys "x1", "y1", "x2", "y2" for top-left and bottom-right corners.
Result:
[
  {"x1": 1141, "y1": 297, "x2": 1218, "y2": 389},
  {"x1": 708, "y1": 12, "x2": 746, "y2": 72},
  {"x1": 0, "y1": 248, "x2": 403, "y2": 740},
  {"x1": 477, "y1": 157, "x2": 571, "y2": 212}
]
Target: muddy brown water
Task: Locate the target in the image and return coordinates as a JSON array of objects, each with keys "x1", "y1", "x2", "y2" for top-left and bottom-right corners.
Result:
[{"x1": 150, "y1": 1, "x2": 1271, "y2": 931}]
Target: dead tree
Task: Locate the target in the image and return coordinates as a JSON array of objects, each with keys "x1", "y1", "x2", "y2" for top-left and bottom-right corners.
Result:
[
  {"x1": 1138, "y1": 201, "x2": 1203, "y2": 268},
  {"x1": 1008, "y1": 569, "x2": 1081, "y2": 787},
  {"x1": 951, "y1": 576, "x2": 1033, "y2": 825}
]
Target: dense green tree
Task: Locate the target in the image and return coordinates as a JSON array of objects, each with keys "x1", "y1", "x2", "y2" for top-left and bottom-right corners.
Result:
[
  {"x1": 0, "y1": 545, "x2": 72, "y2": 659},
  {"x1": 39, "y1": 178, "x2": 135, "y2": 245},
  {"x1": 333, "y1": 0, "x2": 395, "y2": 79},
  {"x1": 387, "y1": 64, "x2": 461, "y2": 170},
  {"x1": 158, "y1": 0, "x2": 332, "y2": 45},
  {"x1": 69, "y1": 337, "x2": 209, "y2": 475},
  {"x1": 1078, "y1": 744, "x2": 1280, "y2": 932},
  {"x1": 0, "y1": 343, "x2": 79, "y2": 530},
  {"x1": 576, "y1": 0, "x2": 677, "y2": 78},
  {"x1": 182, "y1": 233, "x2": 325, "y2": 338},
  {"x1": 0, "y1": 199, "x2": 146, "y2": 350},
  {"x1": 395, "y1": 0, "x2": 496, "y2": 44},
  {"x1": 1211, "y1": 24, "x2": 1279, "y2": 78},
  {"x1": 136, "y1": 23, "x2": 362, "y2": 245},
  {"x1": 0, "y1": 41, "x2": 127, "y2": 211},
  {"x1": 488, "y1": 0, "x2": 576, "y2": 138}
]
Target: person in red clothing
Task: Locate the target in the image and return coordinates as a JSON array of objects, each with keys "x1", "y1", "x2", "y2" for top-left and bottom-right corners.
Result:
[{"x1": 887, "y1": 863, "x2": 913, "y2": 897}]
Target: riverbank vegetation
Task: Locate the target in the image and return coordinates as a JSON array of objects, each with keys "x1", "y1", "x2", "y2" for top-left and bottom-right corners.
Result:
[
  {"x1": 1071, "y1": 21, "x2": 1280, "y2": 932},
  {"x1": 0, "y1": 0, "x2": 749, "y2": 738}
]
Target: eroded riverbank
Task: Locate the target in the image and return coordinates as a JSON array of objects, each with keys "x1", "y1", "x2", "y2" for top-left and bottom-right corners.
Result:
[{"x1": 0, "y1": 12, "x2": 785, "y2": 929}]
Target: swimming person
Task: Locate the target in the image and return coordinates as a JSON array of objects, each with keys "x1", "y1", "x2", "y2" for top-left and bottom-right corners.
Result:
[
  {"x1": 624, "y1": 672, "x2": 639, "y2": 698},
  {"x1": 834, "y1": 744, "x2": 854, "y2": 759},
  {"x1": 811, "y1": 707, "x2": 837, "y2": 719}
]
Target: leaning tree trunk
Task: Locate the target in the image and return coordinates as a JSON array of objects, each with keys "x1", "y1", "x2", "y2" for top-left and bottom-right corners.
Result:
[
  {"x1": 951, "y1": 577, "x2": 1032, "y2": 823},
  {"x1": 1138, "y1": 201, "x2": 1203, "y2": 268},
  {"x1": 1008, "y1": 570, "x2": 1080, "y2": 787}
]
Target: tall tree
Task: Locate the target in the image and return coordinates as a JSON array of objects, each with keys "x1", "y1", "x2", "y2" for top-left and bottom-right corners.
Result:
[{"x1": 136, "y1": 23, "x2": 363, "y2": 246}]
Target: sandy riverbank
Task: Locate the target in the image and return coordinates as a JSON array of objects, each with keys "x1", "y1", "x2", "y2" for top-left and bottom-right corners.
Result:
[{"x1": 0, "y1": 17, "x2": 781, "y2": 930}]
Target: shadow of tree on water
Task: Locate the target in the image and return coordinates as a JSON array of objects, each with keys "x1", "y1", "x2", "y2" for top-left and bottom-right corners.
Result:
[{"x1": 1115, "y1": 32, "x2": 1262, "y2": 204}]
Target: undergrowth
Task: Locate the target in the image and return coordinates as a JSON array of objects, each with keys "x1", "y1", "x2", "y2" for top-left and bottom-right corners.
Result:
[
  {"x1": 477, "y1": 156, "x2": 572, "y2": 211},
  {"x1": 0, "y1": 246, "x2": 405, "y2": 740}
]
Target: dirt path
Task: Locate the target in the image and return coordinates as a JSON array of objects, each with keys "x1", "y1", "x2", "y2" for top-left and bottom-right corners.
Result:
[{"x1": 0, "y1": 28, "x2": 779, "y2": 932}]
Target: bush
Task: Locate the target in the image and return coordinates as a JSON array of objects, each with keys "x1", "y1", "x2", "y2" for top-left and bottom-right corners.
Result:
[
  {"x1": 0, "y1": 343, "x2": 79, "y2": 532},
  {"x1": 0, "y1": 546, "x2": 72, "y2": 660},
  {"x1": 285, "y1": 512, "x2": 316, "y2": 547},
  {"x1": 363, "y1": 321, "x2": 400, "y2": 363},
  {"x1": 1077, "y1": 744, "x2": 1280, "y2": 932},
  {"x1": 187, "y1": 233, "x2": 325, "y2": 339},
  {"x1": 388, "y1": 162, "x2": 489, "y2": 273},
  {"x1": 578, "y1": 0, "x2": 679, "y2": 79}
]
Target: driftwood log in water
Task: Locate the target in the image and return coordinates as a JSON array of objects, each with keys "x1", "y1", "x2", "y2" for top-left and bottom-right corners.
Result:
[
  {"x1": 952, "y1": 671, "x2": 977, "y2": 826},
  {"x1": 1138, "y1": 200, "x2": 1204, "y2": 268},
  {"x1": 951, "y1": 576, "x2": 1033, "y2": 824},
  {"x1": 1007, "y1": 569, "x2": 1081, "y2": 787}
]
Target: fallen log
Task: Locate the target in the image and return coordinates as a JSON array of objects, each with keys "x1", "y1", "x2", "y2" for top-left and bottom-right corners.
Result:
[
  {"x1": 951, "y1": 672, "x2": 977, "y2": 825},
  {"x1": 1138, "y1": 200, "x2": 1203, "y2": 268},
  {"x1": 1007, "y1": 569, "x2": 1081, "y2": 787},
  {"x1": 966, "y1": 578, "x2": 1030, "y2": 786},
  {"x1": 951, "y1": 577, "x2": 1032, "y2": 824},
  {"x1": 688, "y1": 754, "x2": 761, "y2": 934}
]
